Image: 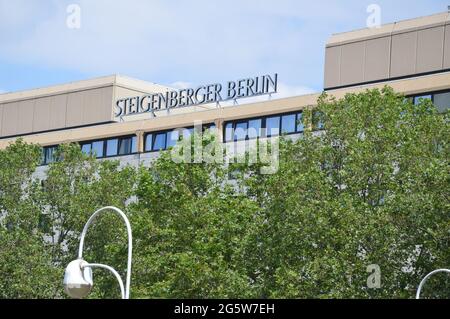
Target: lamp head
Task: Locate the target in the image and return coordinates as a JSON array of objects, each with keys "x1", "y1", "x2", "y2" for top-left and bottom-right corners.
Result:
[{"x1": 63, "y1": 259, "x2": 93, "y2": 299}]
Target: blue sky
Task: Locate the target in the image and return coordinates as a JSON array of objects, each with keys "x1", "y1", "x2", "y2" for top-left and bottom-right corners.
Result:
[{"x1": 0, "y1": 0, "x2": 448, "y2": 96}]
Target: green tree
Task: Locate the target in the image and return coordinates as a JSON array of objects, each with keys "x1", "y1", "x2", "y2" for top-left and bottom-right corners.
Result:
[
  {"x1": 239, "y1": 87, "x2": 449, "y2": 298},
  {"x1": 36, "y1": 143, "x2": 137, "y2": 298},
  {"x1": 0, "y1": 139, "x2": 59, "y2": 298},
  {"x1": 0, "y1": 87, "x2": 448, "y2": 299},
  {"x1": 131, "y1": 133, "x2": 259, "y2": 298}
]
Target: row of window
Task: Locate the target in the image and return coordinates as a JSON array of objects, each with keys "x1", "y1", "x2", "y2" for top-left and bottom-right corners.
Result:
[
  {"x1": 41, "y1": 124, "x2": 217, "y2": 164},
  {"x1": 81, "y1": 136, "x2": 137, "y2": 158},
  {"x1": 144, "y1": 123, "x2": 216, "y2": 152},
  {"x1": 41, "y1": 135, "x2": 138, "y2": 165},
  {"x1": 410, "y1": 91, "x2": 450, "y2": 113},
  {"x1": 224, "y1": 112, "x2": 305, "y2": 142}
]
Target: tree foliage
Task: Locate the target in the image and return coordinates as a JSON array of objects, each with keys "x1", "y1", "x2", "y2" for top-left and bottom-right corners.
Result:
[{"x1": 0, "y1": 87, "x2": 448, "y2": 299}]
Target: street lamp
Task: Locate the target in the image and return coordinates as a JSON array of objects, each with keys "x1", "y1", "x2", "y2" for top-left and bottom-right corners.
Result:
[
  {"x1": 63, "y1": 206, "x2": 132, "y2": 299},
  {"x1": 416, "y1": 269, "x2": 450, "y2": 299}
]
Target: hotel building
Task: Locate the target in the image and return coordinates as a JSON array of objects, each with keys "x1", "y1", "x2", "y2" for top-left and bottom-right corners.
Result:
[{"x1": 0, "y1": 12, "x2": 449, "y2": 174}]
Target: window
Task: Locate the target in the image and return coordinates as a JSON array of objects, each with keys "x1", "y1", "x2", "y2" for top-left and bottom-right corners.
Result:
[
  {"x1": 266, "y1": 116, "x2": 280, "y2": 137},
  {"x1": 106, "y1": 139, "x2": 118, "y2": 157},
  {"x1": 433, "y1": 92, "x2": 450, "y2": 113},
  {"x1": 413, "y1": 95, "x2": 432, "y2": 105},
  {"x1": 81, "y1": 143, "x2": 91, "y2": 155},
  {"x1": 167, "y1": 130, "x2": 180, "y2": 148},
  {"x1": 281, "y1": 114, "x2": 296, "y2": 134},
  {"x1": 153, "y1": 133, "x2": 166, "y2": 151},
  {"x1": 248, "y1": 119, "x2": 262, "y2": 139},
  {"x1": 225, "y1": 123, "x2": 233, "y2": 142},
  {"x1": 145, "y1": 134, "x2": 153, "y2": 152},
  {"x1": 144, "y1": 126, "x2": 202, "y2": 152},
  {"x1": 82, "y1": 141, "x2": 105, "y2": 158},
  {"x1": 118, "y1": 137, "x2": 133, "y2": 155},
  {"x1": 203, "y1": 123, "x2": 216, "y2": 132},
  {"x1": 42, "y1": 146, "x2": 58, "y2": 165},
  {"x1": 183, "y1": 128, "x2": 194, "y2": 139},
  {"x1": 313, "y1": 111, "x2": 325, "y2": 131},
  {"x1": 92, "y1": 141, "x2": 105, "y2": 158},
  {"x1": 224, "y1": 112, "x2": 304, "y2": 142},
  {"x1": 234, "y1": 122, "x2": 248, "y2": 141},
  {"x1": 297, "y1": 112, "x2": 305, "y2": 133}
]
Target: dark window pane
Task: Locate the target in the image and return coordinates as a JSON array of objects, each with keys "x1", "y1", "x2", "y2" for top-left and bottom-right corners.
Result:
[
  {"x1": 153, "y1": 133, "x2": 166, "y2": 151},
  {"x1": 145, "y1": 134, "x2": 153, "y2": 152},
  {"x1": 203, "y1": 123, "x2": 216, "y2": 132},
  {"x1": 225, "y1": 123, "x2": 233, "y2": 142},
  {"x1": 234, "y1": 122, "x2": 248, "y2": 141},
  {"x1": 313, "y1": 111, "x2": 325, "y2": 131},
  {"x1": 266, "y1": 116, "x2": 280, "y2": 137},
  {"x1": 41, "y1": 149, "x2": 45, "y2": 165},
  {"x1": 119, "y1": 137, "x2": 132, "y2": 155},
  {"x1": 281, "y1": 114, "x2": 296, "y2": 134},
  {"x1": 433, "y1": 92, "x2": 450, "y2": 113},
  {"x1": 81, "y1": 144, "x2": 91, "y2": 155},
  {"x1": 106, "y1": 139, "x2": 118, "y2": 157},
  {"x1": 45, "y1": 147, "x2": 57, "y2": 164},
  {"x1": 131, "y1": 136, "x2": 138, "y2": 153},
  {"x1": 248, "y1": 119, "x2": 262, "y2": 139},
  {"x1": 167, "y1": 130, "x2": 180, "y2": 148},
  {"x1": 297, "y1": 113, "x2": 305, "y2": 132},
  {"x1": 92, "y1": 141, "x2": 104, "y2": 158}
]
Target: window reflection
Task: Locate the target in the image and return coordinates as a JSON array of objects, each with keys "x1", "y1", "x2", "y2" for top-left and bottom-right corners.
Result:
[
  {"x1": 248, "y1": 119, "x2": 262, "y2": 139},
  {"x1": 153, "y1": 133, "x2": 166, "y2": 151},
  {"x1": 92, "y1": 141, "x2": 104, "y2": 158},
  {"x1": 118, "y1": 137, "x2": 132, "y2": 155},
  {"x1": 106, "y1": 139, "x2": 118, "y2": 157},
  {"x1": 234, "y1": 122, "x2": 248, "y2": 141},
  {"x1": 145, "y1": 134, "x2": 153, "y2": 152},
  {"x1": 225, "y1": 123, "x2": 233, "y2": 142},
  {"x1": 433, "y1": 92, "x2": 450, "y2": 113},
  {"x1": 281, "y1": 114, "x2": 296, "y2": 134},
  {"x1": 167, "y1": 130, "x2": 180, "y2": 148},
  {"x1": 266, "y1": 116, "x2": 280, "y2": 137}
]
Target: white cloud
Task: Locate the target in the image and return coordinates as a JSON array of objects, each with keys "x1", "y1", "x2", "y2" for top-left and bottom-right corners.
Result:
[{"x1": 0, "y1": 0, "x2": 447, "y2": 91}]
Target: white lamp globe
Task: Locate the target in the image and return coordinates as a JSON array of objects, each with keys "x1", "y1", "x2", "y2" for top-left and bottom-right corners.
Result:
[{"x1": 63, "y1": 259, "x2": 93, "y2": 299}]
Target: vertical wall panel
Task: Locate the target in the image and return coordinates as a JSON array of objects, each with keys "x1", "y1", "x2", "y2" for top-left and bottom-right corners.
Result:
[
  {"x1": 17, "y1": 100, "x2": 35, "y2": 135},
  {"x1": 82, "y1": 89, "x2": 103, "y2": 124},
  {"x1": 2, "y1": 102, "x2": 19, "y2": 136},
  {"x1": 390, "y1": 32, "x2": 417, "y2": 78},
  {"x1": 340, "y1": 42, "x2": 365, "y2": 86},
  {"x1": 49, "y1": 94, "x2": 67, "y2": 130},
  {"x1": 66, "y1": 92, "x2": 84, "y2": 127},
  {"x1": 364, "y1": 37, "x2": 391, "y2": 82},
  {"x1": 324, "y1": 46, "x2": 341, "y2": 89},
  {"x1": 33, "y1": 97, "x2": 51, "y2": 133},
  {"x1": 0, "y1": 105, "x2": 3, "y2": 136},
  {"x1": 416, "y1": 27, "x2": 444, "y2": 73},
  {"x1": 443, "y1": 25, "x2": 450, "y2": 69}
]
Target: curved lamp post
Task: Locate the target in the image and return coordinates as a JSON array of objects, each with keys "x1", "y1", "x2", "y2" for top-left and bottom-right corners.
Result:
[
  {"x1": 416, "y1": 269, "x2": 450, "y2": 299},
  {"x1": 63, "y1": 206, "x2": 132, "y2": 299}
]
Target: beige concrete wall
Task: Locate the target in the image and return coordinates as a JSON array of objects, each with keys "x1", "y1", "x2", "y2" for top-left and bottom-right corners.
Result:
[
  {"x1": 325, "y1": 12, "x2": 450, "y2": 88},
  {"x1": 1, "y1": 71, "x2": 450, "y2": 150},
  {"x1": 0, "y1": 75, "x2": 171, "y2": 138},
  {"x1": 0, "y1": 86, "x2": 114, "y2": 137}
]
